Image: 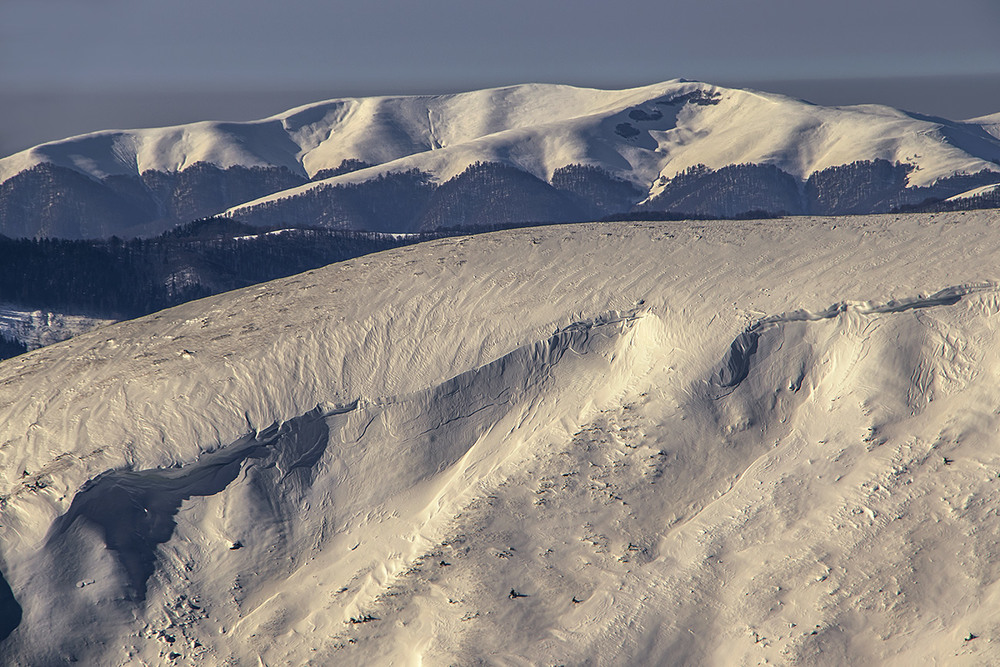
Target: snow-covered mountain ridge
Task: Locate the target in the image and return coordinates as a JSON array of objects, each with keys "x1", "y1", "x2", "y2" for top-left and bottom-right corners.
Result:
[
  {"x1": 3, "y1": 211, "x2": 1000, "y2": 663},
  {"x1": 3, "y1": 80, "x2": 1000, "y2": 237}
]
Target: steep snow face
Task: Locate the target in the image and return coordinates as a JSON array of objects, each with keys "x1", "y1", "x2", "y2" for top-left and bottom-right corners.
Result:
[{"x1": 3, "y1": 212, "x2": 1000, "y2": 663}]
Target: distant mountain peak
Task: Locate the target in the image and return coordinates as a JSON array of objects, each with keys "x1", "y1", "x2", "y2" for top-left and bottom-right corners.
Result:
[{"x1": 1, "y1": 80, "x2": 998, "y2": 238}]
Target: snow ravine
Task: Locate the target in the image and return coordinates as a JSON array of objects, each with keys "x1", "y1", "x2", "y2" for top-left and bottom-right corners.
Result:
[{"x1": 2, "y1": 211, "x2": 1000, "y2": 664}]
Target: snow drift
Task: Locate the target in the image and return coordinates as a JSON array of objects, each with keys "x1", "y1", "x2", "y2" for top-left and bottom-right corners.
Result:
[{"x1": 3, "y1": 211, "x2": 1000, "y2": 663}]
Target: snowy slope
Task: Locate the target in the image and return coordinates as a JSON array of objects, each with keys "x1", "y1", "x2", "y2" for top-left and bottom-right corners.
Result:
[
  {"x1": 0, "y1": 303, "x2": 114, "y2": 352},
  {"x1": 0, "y1": 82, "x2": 675, "y2": 184},
  {"x1": 972, "y1": 112, "x2": 1000, "y2": 141},
  {"x1": 3, "y1": 211, "x2": 1000, "y2": 663},
  {"x1": 948, "y1": 182, "x2": 1000, "y2": 201},
  {"x1": 2, "y1": 80, "x2": 999, "y2": 218}
]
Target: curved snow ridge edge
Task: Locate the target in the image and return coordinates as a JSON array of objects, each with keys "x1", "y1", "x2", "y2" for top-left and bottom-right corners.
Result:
[
  {"x1": 17, "y1": 308, "x2": 662, "y2": 621},
  {"x1": 38, "y1": 307, "x2": 656, "y2": 540},
  {"x1": 754, "y1": 282, "x2": 1000, "y2": 332},
  {"x1": 716, "y1": 282, "x2": 1000, "y2": 390},
  {"x1": 352, "y1": 307, "x2": 652, "y2": 413}
]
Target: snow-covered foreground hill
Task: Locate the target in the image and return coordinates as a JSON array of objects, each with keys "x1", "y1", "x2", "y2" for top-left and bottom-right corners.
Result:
[{"x1": 3, "y1": 211, "x2": 1000, "y2": 664}]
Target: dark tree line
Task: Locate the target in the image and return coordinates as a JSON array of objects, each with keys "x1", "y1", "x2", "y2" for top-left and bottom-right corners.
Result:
[
  {"x1": 0, "y1": 218, "x2": 431, "y2": 319},
  {"x1": 0, "y1": 162, "x2": 309, "y2": 239},
  {"x1": 0, "y1": 335, "x2": 27, "y2": 359}
]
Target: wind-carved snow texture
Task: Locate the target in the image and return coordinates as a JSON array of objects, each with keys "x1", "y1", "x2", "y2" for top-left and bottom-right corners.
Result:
[
  {"x1": 24, "y1": 284, "x2": 993, "y2": 659},
  {"x1": 332, "y1": 279, "x2": 1000, "y2": 665},
  {"x1": 44, "y1": 405, "x2": 339, "y2": 602},
  {"x1": 6, "y1": 215, "x2": 1000, "y2": 664},
  {"x1": 15, "y1": 309, "x2": 648, "y2": 658},
  {"x1": 714, "y1": 283, "x2": 998, "y2": 394}
]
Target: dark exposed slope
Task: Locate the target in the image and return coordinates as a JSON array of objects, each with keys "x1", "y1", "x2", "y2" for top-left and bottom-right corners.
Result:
[
  {"x1": 899, "y1": 188, "x2": 1000, "y2": 213},
  {"x1": 640, "y1": 163, "x2": 804, "y2": 217},
  {"x1": 417, "y1": 162, "x2": 588, "y2": 230},
  {"x1": 233, "y1": 170, "x2": 436, "y2": 231},
  {"x1": 0, "y1": 164, "x2": 157, "y2": 239},
  {"x1": 0, "y1": 163, "x2": 307, "y2": 239},
  {"x1": 2, "y1": 154, "x2": 998, "y2": 239},
  {"x1": 139, "y1": 163, "x2": 307, "y2": 224},
  {"x1": 639, "y1": 160, "x2": 1000, "y2": 218},
  {"x1": 805, "y1": 161, "x2": 1000, "y2": 214},
  {"x1": 237, "y1": 162, "x2": 593, "y2": 233},
  {"x1": 550, "y1": 164, "x2": 645, "y2": 219}
]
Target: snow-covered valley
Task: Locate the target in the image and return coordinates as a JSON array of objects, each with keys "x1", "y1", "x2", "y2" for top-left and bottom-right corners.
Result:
[{"x1": 3, "y1": 211, "x2": 1000, "y2": 664}]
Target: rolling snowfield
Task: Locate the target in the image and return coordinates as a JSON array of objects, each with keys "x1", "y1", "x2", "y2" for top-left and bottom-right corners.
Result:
[{"x1": 4, "y1": 211, "x2": 1000, "y2": 664}]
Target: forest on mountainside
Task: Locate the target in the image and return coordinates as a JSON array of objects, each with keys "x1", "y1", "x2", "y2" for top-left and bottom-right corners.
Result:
[{"x1": 0, "y1": 218, "x2": 420, "y2": 319}]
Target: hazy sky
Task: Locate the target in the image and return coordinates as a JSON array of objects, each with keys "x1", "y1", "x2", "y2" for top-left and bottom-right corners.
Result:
[{"x1": 2, "y1": 0, "x2": 999, "y2": 156}]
